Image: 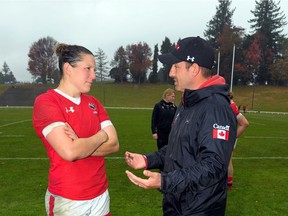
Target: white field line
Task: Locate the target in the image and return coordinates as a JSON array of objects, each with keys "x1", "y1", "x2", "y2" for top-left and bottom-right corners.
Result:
[
  {"x1": 0, "y1": 108, "x2": 287, "y2": 161},
  {"x1": 1, "y1": 106, "x2": 288, "y2": 114},
  {"x1": 248, "y1": 122, "x2": 266, "y2": 126},
  {"x1": 1, "y1": 156, "x2": 288, "y2": 160},
  {"x1": 0, "y1": 135, "x2": 25, "y2": 137},
  {"x1": 244, "y1": 136, "x2": 288, "y2": 139},
  {"x1": 0, "y1": 119, "x2": 31, "y2": 128}
]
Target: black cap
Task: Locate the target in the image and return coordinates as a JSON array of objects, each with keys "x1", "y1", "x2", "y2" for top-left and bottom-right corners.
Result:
[{"x1": 158, "y1": 36, "x2": 215, "y2": 70}]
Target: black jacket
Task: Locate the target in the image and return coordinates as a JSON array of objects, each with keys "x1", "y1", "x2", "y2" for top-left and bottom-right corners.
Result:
[
  {"x1": 151, "y1": 99, "x2": 177, "y2": 134},
  {"x1": 146, "y1": 84, "x2": 237, "y2": 216}
]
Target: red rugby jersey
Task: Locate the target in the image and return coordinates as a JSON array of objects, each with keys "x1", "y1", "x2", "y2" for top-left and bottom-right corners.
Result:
[{"x1": 33, "y1": 89, "x2": 110, "y2": 200}]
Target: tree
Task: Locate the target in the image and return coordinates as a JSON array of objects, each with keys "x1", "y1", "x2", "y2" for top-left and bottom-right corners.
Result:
[
  {"x1": 50, "y1": 69, "x2": 60, "y2": 84},
  {"x1": 0, "y1": 62, "x2": 16, "y2": 84},
  {"x1": 204, "y1": 0, "x2": 242, "y2": 85},
  {"x1": 204, "y1": 0, "x2": 235, "y2": 48},
  {"x1": 0, "y1": 71, "x2": 4, "y2": 84},
  {"x1": 269, "y1": 56, "x2": 288, "y2": 85},
  {"x1": 269, "y1": 37, "x2": 288, "y2": 85},
  {"x1": 249, "y1": 0, "x2": 287, "y2": 84},
  {"x1": 95, "y1": 48, "x2": 109, "y2": 82},
  {"x1": 243, "y1": 32, "x2": 263, "y2": 84},
  {"x1": 126, "y1": 42, "x2": 152, "y2": 84},
  {"x1": 27, "y1": 36, "x2": 58, "y2": 84},
  {"x1": 148, "y1": 44, "x2": 159, "y2": 83},
  {"x1": 110, "y1": 46, "x2": 129, "y2": 83},
  {"x1": 159, "y1": 37, "x2": 173, "y2": 83},
  {"x1": 216, "y1": 25, "x2": 245, "y2": 83},
  {"x1": 250, "y1": 0, "x2": 287, "y2": 53}
]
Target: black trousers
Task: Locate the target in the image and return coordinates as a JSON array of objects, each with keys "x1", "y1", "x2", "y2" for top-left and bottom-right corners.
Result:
[{"x1": 157, "y1": 131, "x2": 169, "y2": 150}]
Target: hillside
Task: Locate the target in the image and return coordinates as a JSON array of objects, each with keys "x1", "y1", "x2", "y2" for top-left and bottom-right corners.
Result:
[
  {"x1": 0, "y1": 84, "x2": 287, "y2": 112},
  {"x1": 0, "y1": 85, "x2": 51, "y2": 106}
]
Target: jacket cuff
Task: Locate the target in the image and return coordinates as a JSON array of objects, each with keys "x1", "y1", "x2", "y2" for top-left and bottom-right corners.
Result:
[
  {"x1": 160, "y1": 172, "x2": 167, "y2": 193},
  {"x1": 142, "y1": 155, "x2": 148, "y2": 169}
]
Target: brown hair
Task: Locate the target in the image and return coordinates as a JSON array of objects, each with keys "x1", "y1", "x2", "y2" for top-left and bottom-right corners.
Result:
[
  {"x1": 55, "y1": 43, "x2": 94, "y2": 78},
  {"x1": 229, "y1": 91, "x2": 234, "y2": 99}
]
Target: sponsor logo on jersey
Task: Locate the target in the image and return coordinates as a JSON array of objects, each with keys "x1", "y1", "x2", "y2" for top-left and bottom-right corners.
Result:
[
  {"x1": 65, "y1": 106, "x2": 75, "y2": 113},
  {"x1": 212, "y1": 123, "x2": 230, "y2": 141}
]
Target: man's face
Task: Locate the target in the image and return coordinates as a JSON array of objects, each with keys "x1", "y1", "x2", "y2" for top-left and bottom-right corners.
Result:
[{"x1": 169, "y1": 62, "x2": 192, "y2": 92}]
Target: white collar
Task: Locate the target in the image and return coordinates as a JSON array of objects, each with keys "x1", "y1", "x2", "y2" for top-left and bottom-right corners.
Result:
[{"x1": 54, "y1": 89, "x2": 81, "y2": 105}]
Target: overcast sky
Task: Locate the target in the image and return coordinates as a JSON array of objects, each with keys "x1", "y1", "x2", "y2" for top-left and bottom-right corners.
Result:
[{"x1": 0, "y1": 0, "x2": 287, "y2": 82}]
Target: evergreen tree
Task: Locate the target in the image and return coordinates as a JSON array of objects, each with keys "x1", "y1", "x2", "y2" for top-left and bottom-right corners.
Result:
[
  {"x1": 110, "y1": 46, "x2": 129, "y2": 83},
  {"x1": 204, "y1": 0, "x2": 247, "y2": 85},
  {"x1": 204, "y1": 0, "x2": 235, "y2": 48},
  {"x1": 159, "y1": 37, "x2": 173, "y2": 83},
  {"x1": 149, "y1": 44, "x2": 159, "y2": 83},
  {"x1": 249, "y1": 0, "x2": 287, "y2": 53},
  {"x1": 249, "y1": 0, "x2": 287, "y2": 84},
  {"x1": 0, "y1": 71, "x2": 4, "y2": 84},
  {"x1": 0, "y1": 62, "x2": 16, "y2": 84},
  {"x1": 95, "y1": 48, "x2": 109, "y2": 82}
]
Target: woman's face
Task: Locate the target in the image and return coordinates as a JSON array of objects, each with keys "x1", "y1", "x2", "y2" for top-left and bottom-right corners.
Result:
[
  {"x1": 165, "y1": 93, "x2": 175, "y2": 103},
  {"x1": 68, "y1": 54, "x2": 96, "y2": 94}
]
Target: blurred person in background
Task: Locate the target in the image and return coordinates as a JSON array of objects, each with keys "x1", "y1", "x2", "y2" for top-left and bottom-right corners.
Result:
[
  {"x1": 33, "y1": 43, "x2": 119, "y2": 216},
  {"x1": 151, "y1": 88, "x2": 177, "y2": 150},
  {"x1": 228, "y1": 91, "x2": 249, "y2": 189}
]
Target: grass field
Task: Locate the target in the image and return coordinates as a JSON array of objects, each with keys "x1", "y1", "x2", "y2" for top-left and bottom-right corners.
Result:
[{"x1": 0, "y1": 106, "x2": 287, "y2": 215}]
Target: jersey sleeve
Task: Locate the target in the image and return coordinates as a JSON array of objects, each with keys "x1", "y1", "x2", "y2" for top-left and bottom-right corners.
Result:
[
  {"x1": 94, "y1": 99, "x2": 112, "y2": 129},
  {"x1": 230, "y1": 102, "x2": 240, "y2": 117},
  {"x1": 32, "y1": 93, "x2": 65, "y2": 138}
]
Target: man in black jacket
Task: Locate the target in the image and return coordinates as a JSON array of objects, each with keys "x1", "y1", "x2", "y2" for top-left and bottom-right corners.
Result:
[{"x1": 125, "y1": 36, "x2": 237, "y2": 216}]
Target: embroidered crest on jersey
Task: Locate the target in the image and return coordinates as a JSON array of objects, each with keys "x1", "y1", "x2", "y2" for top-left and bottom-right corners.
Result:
[
  {"x1": 88, "y1": 103, "x2": 96, "y2": 110},
  {"x1": 65, "y1": 106, "x2": 75, "y2": 113},
  {"x1": 88, "y1": 103, "x2": 98, "y2": 114},
  {"x1": 212, "y1": 123, "x2": 230, "y2": 141}
]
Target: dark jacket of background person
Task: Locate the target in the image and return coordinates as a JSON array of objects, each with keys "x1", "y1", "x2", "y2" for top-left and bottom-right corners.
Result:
[
  {"x1": 146, "y1": 85, "x2": 237, "y2": 215},
  {"x1": 151, "y1": 99, "x2": 177, "y2": 149}
]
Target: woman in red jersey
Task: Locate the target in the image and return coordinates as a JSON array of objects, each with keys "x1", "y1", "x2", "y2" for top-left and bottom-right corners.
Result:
[{"x1": 33, "y1": 43, "x2": 119, "y2": 216}]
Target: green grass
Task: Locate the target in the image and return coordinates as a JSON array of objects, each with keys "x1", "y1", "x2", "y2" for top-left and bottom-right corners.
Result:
[
  {"x1": 0, "y1": 107, "x2": 287, "y2": 215},
  {"x1": 0, "y1": 84, "x2": 288, "y2": 215}
]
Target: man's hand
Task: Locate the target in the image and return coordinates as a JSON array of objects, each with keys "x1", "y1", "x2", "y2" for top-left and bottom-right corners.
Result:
[
  {"x1": 64, "y1": 123, "x2": 78, "y2": 140},
  {"x1": 125, "y1": 151, "x2": 147, "y2": 170},
  {"x1": 125, "y1": 170, "x2": 161, "y2": 189}
]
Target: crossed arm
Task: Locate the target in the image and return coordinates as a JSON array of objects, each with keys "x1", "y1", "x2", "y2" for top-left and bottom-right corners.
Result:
[{"x1": 46, "y1": 123, "x2": 119, "y2": 161}]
